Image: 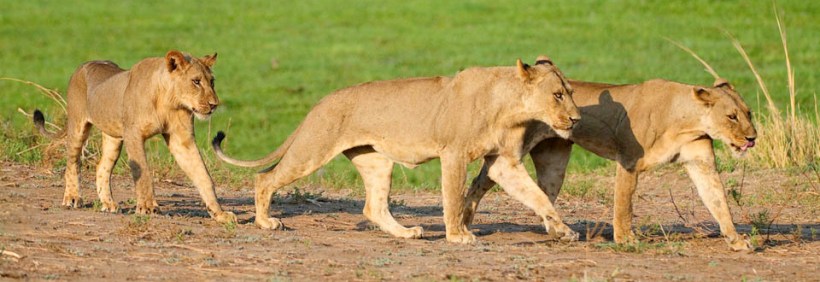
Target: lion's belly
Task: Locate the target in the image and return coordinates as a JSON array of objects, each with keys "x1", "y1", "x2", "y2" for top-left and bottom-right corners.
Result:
[{"x1": 371, "y1": 143, "x2": 439, "y2": 169}]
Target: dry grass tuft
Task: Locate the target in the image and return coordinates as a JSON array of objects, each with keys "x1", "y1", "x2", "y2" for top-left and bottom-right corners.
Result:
[
  {"x1": 727, "y1": 7, "x2": 820, "y2": 168},
  {"x1": 671, "y1": 5, "x2": 818, "y2": 169}
]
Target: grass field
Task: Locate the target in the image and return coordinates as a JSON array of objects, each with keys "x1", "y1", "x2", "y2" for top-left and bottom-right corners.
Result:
[{"x1": 1, "y1": 0, "x2": 817, "y2": 190}]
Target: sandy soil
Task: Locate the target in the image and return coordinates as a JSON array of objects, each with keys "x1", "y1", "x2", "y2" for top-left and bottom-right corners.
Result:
[{"x1": 0, "y1": 161, "x2": 817, "y2": 281}]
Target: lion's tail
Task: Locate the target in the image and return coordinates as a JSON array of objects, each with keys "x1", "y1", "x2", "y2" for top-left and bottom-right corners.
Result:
[
  {"x1": 32, "y1": 109, "x2": 61, "y2": 139},
  {"x1": 211, "y1": 128, "x2": 298, "y2": 170}
]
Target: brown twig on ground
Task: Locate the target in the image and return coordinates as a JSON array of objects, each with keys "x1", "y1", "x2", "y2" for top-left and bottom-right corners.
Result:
[{"x1": 2, "y1": 250, "x2": 23, "y2": 261}]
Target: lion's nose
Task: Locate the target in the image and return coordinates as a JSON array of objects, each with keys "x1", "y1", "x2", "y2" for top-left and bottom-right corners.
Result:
[
  {"x1": 745, "y1": 136, "x2": 756, "y2": 142},
  {"x1": 569, "y1": 116, "x2": 580, "y2": 125},
  {"x1": 209, "y1": 99, "x2": 219, "y2": 110}
]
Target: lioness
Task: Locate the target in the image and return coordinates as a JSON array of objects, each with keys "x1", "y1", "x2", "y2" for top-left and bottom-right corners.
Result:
[
  {"x1": 34, "y1": 50, "x2": 236, "y2": 224},
  {"x1": 464, "y1": 78, "x2": 757, "y2": 251},
  {"x1": 213, "y1": 56, "x2": 581, "y2": 243}
]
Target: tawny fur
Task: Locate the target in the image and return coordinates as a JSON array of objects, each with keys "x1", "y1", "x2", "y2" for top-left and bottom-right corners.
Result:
[
  {"x1": 464, "y1": 78, "x2": 757, "y2": 251},
  {"x1": 34, "y1": 51, "x2": 236, "y2": 224},
  {"x1": 214, "y1": 56, "x2": 582, "y2": 243}
]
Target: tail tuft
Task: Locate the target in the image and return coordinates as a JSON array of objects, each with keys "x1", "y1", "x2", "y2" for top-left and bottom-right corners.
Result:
[
  {"x1": 32, "y1": 109, "x2": 57, "y2": 138},
  {"x1": 212, "y1": 131, "x2": 226, "y2": 149},
  {"x1": 33, "y1": 109, "x2": 45, "y2": 125}
]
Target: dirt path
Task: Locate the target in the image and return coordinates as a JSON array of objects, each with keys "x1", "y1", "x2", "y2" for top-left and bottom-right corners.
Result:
[{"x1": 0, "y1": 161, "x2": 817, "y2": 280}]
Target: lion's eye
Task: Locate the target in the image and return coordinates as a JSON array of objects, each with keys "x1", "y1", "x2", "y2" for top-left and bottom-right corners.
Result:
[
  {"x1": 193, "y1": 79, "x2": 201, "y2": 86},
  {"x1": 210, "y1": 78, "x2": 215, "y2": 88},
  {"x1": 728, "y1": 114, "x2": 738, "y2": 121},
  {"x1": 553, "y1": 92, "x2": 563, "y2": 100}
]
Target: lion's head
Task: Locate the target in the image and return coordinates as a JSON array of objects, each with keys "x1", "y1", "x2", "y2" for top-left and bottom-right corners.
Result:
[
  {"x1": 517, "y1": 56, "x2": 580, "y2": 138},
  {"x1": 164, "y1": 50, "x2": 219, "y2": 120},
  {"x1": 694, "y1": 78, "x2": 757, "y2": 156}
]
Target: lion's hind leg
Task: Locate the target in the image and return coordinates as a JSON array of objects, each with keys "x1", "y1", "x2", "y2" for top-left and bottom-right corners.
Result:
[
  {"x1": 253, "y1": 147, "x2": 339, "y2": 230},
  {"x1": 94, "y1": 133, "x2": 122, "y2": 212},
  {"x1": 345, "y1": 146, "x2": 423, "y2": 239},
  {"x1": 63, "y1": 119, "x2": 92, "y2": 208}
]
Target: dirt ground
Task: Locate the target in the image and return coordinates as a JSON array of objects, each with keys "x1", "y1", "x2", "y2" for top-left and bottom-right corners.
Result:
[{"x1": 0, "y1": 161, "x2": 817, "y2": 281}]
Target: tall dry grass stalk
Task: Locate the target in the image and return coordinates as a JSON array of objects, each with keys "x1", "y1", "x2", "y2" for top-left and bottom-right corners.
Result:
[
  {"x1": 671, "y1": 5, "x2": 818, "y2": 168},
  {"x1": 728, "y1": 7, "x2": 820, "y2": 168}
]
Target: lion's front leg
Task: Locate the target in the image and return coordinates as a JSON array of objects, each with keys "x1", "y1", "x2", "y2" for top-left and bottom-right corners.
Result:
[
  {"x1": 613, "y1": 163, "x2": 638, "y2": 243},
  {"x1": 681, "y1": 139, "x2": 752, "y2": 252},
  {"x1": 441, "y1": 154, "x2": 476, "y2": 243},
  {"x1": 164, "y1": 131, "x2": 235, "y2": 224},
  {"x1": 124, "y1": 136, "x2": 158, "y2": 215},
  {"x1": 489, "y1": 155, "x2": 578, "y2": 242}
]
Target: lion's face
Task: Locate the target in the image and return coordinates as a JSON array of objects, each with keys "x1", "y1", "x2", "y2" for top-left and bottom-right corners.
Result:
[
  {"x1": 695, "y1": 79, "x2": 757, "y2": 156},
  {"x1": 165, "y1": 51, "x2": 219, "y2": 120},
  {"x1": 518, "y1": 57, "x2": 581, "y2": 138}
]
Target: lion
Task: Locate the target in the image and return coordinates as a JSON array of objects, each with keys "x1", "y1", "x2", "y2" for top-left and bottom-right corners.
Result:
[
  {"x1": 212, "y1": 56, "x2": 581, "y2": 243},
  {"x1": 33, "y1": 50, "x2": 236, "y2": 224},
  {"x1": 464, "y1": 77, "x2": 757, "y2": 251}
]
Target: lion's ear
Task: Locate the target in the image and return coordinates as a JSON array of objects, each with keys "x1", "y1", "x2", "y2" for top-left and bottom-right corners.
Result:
[
  {"x1": 202, "y1": 53, "x2": 218, "y2": 67},
  {"x1": 165, "y1": 50, "x2": 189, "y2": 73},
  {"x1": 713, "y1": 78, "x2": 734, "y2": 90},
  {"x1": 516, "y1": 59, "x2": 532, "y2": 81},
  {"x1": 534, "y1": 55, "x2": 553, "y2": 66},
  {"x1": 692, "y1": 87, "x2": 716, "y2": 106}
]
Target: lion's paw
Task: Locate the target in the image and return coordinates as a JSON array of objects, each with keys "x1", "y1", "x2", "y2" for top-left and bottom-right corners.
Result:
[
  {"x1": 446, "y1": 232, "x2": 477, "y2": 244},
  {"x1": 728, "y1": 235, "x2": 754, "y2": 253},
  {"x1": 400, "y1": 226, "x2": 424, "y2": 239},
  {"x1": 558, "y1": 229, "x2": 580, "y2": 242},
  {"x1": 214, "y1": 211, "x2": 238, "y2": 224},
  {"x1": 62, "y1": 194, "x2": 83, "y2": 208},
  {"x1": 613, "y1": 230, "x2": 637, "y2": 244},
  {"x1": 256, "y1": 217, "x2": 283, "y2": 230},
  {"x1": 100, "y1": 201, "x2": 119, "y2": 213},
  {"x1": 135, "y1": 203, "x2": 159, "y2": 215}
]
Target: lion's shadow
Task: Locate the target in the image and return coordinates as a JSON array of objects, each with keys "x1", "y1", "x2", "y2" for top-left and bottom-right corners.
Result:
[{"x1": 150, "y1": 196, "x2": 819, "y2": 245}]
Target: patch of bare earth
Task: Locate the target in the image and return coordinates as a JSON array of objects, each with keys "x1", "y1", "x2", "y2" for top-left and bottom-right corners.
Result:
[{"x1": 0, "y1": 161, "x2": 817, "y2": 280}]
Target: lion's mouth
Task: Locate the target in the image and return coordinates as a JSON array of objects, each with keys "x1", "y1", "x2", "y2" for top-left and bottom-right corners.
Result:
[
  {"x1": 730, "y1": 140, "x2": 755, "y2": 153},
  {"x1": 193, "y1": 108, "x2": 214, "y2": 120}
]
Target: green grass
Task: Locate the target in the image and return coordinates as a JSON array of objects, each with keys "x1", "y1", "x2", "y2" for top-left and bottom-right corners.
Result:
[{"x1": 1, "y1": 1, "x2": 817, "y2": 190}]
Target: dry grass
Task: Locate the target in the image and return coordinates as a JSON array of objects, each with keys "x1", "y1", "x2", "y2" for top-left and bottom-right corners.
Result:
[
  {"x1": 673, "y1": 5, "x2": 818, "y2": 169},
  {"x1": 728, "y1": 8, "x2": 820, "y2": 168}
]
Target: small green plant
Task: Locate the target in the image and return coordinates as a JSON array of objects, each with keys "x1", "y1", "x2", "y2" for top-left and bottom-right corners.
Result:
[
  {"x1": 726, "y1": 177, "x2": 739, "y2": 189},
  {"x1": 131, "y1": 214, "x2": 151, "y2": 226},
  {"x1": 175, "y1": 229, "x2": 193, "y2": 242},
  {"x1": 91, "y1": 199, "x2": 102, "y2": 211},
  {"x1": 388, "y1": 197, "x2": 406, "y2": 207},
  {"x1": 749, "y1": 210, "x2": 772, "y2": 231},
  {"x1": 223, "y1": 220, "x2": 237, "y2": 235},
  {"x1": 728, "y1": 187, "x2": 743, "y2": 206},
  {"x1": 563, "y1": 178, "x2": 594, "y2": 198},
  {"x1": 125, "y1": 198, "x2": 137, "y2": 206}
]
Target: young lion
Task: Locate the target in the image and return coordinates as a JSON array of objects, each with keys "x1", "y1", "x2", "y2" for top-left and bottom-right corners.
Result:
[
  {"x1": 213, "y1": 56, "x2": 581, "y2": 243},
  {"x1": 464, "y1": 78, "x2": 757, "y2": 251},
  {"x1": 34, "y1": 51, "x2": 236, "y2": 224}
]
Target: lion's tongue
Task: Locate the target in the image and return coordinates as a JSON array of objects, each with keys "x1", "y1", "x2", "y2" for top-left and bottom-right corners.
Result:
[{"x1": 741, "y1": 141, "x2": 755, "y2": 151}]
